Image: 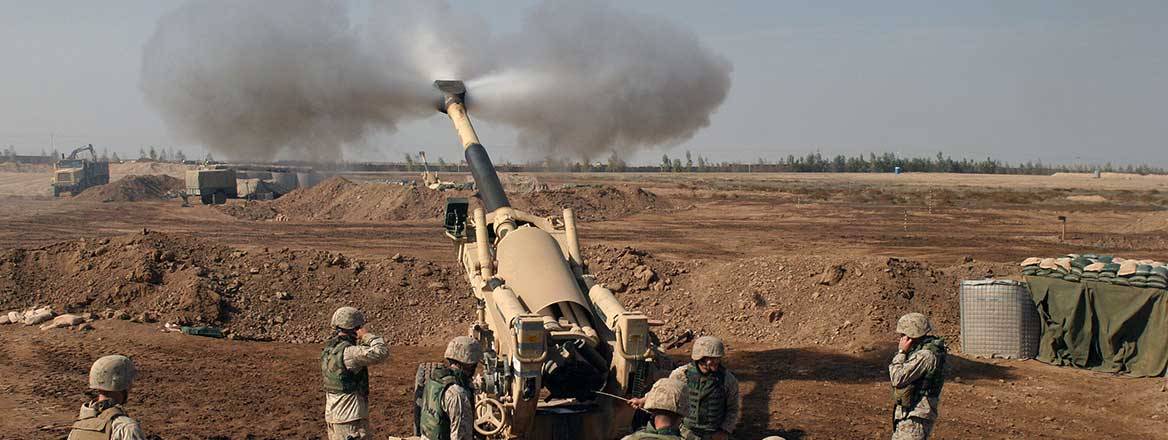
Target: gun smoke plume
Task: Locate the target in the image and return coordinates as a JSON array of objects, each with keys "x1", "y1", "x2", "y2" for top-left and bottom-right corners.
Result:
[{"x1": 140, "y1": 0, "x2": 731, "y2": 161}]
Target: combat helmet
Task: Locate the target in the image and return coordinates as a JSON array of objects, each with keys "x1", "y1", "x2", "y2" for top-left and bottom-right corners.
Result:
[
  {"x1": 88, "y1": 355, "x2": 136, "y2": 392},
  {"x1": 896, "y1": 313, "x2": 932, "y2": 339},
  {"x1": 445, "y1": 336, "x2": 483, "y2": 365},
  {"x1": 691, "y1": 335, "x2": 725, "y2": 360},
  {"x1": 642, "y1": 378, "x2": 688, "y2": 417},
  {"x1": 331, "y1": 306, "x2": 365, "y2": 330}
]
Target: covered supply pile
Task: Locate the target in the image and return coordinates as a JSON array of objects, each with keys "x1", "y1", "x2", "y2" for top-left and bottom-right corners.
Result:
[{"x1": 1021, "y1": 254, "x2": 1168, "y2": 377}]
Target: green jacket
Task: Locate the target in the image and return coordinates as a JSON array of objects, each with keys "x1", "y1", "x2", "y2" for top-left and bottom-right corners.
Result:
[
  {"x1": 623, "y1": 423, "x2": 684, "y2": 440},
  {"x1": 419, "y1": 365, "x2": 472, "y2": 440},
  {"x1": 892, "y1": 335, "x2": 946, "y2": 410},
  {"x1": 683, "y1": 363, "x2": 727, "y2": 433},
  {"x1": 321, "y1": 335, "x2": 370, "y2": 395}
]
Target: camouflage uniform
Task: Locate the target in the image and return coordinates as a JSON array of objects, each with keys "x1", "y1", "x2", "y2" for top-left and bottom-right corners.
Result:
[
  {"x1": 323, "y1": 307, "x2": 390, "y2": 440},
  {"x1": 419, "y1": 336, "x2": 480, "y2": 440},
  {"x1": 67, "y1": 355, "x2": 145, "y2": 440},
  {"x1": 622, "y1": 379, "x2": 688, "y2": 440},
  {"x1": 670, "y1": 336, "x2": 741, "y2": 440},
  {"x1": 889, "y1": 313, "x2": 945, "y2": 440}
]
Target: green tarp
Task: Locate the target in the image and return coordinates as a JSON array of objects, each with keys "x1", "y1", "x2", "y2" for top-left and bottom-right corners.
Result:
[{"x1": 1027, "y1": 276, "x2": 1168, "y2": 377}]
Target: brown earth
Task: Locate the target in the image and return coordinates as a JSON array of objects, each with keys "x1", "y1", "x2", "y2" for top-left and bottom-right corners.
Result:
[
  {"x1": 219, "y1": 177, "x2": 671, "y2": 222},
  {"x1": 72, "y1": 175, "x2": 184, "y2": 202},
  {"x1": 0, "y1": 170, "x2": 1166, "y2": 439}
]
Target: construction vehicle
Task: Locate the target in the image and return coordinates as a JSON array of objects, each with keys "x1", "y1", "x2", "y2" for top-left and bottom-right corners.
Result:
[
  {"x1": 51, "y1": 144, "x2": 109, "y2": 197},
  {"x1": 185, "y1": 166, "x2": 237, "y2": 205},
  {"x1": 415, "y1": 80, "x2": 665, "y2": 440}
]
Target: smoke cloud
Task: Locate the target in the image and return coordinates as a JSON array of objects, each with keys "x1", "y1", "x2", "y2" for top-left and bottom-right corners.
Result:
[{"x1": 140, "y1": 0, "x2": 731, "y2": 161}]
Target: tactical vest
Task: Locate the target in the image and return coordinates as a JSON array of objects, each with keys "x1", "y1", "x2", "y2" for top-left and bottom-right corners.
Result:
[
  {"x1": 624, "y1": 423, "x2": 683, "y2": 440},
  {"x1": 67, "y1": 405, "x2": 126, "y2": 440},
  {"x1": 892, "y1": 336, "x2": 947, "y2": 410},
  {"x1": 683, "y1": 363, "x2": 727, "y2": 433},
  {"x1": 420, "y1": 366, "x2": 471, "y2": 440},
  {"x1": 321, "y1": 335, "x2": 370, "y2": 395}
]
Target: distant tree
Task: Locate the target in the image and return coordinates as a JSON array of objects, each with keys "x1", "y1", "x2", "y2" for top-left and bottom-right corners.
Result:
[
  {"x1": 685, "y1": 151, "x2": 693, "y2": 172},
  {"x1": 671, "y1": 158, "x2": 682, "y2": 172},
  {"x1": 159, "y1": 147, "x2": 170, "y2": 162},
  {"x1": 204, "y1": 152, "x2": 215, "y2": 163},
  {"x1": 100, "y1": 147, "x2": 109, "y2": 161},
  {"x1": 606, "y1": 151, "x2": 626, "y2": 172},
  {"x1": 174, "y1": 149, "x2": 186, "y2": 162},
  {"x1": 404, "y1": 153, "x2": 415, "y2": 171},
  {"x1": 437, "y1": 157, "x2": 447, "y2": 170},
  {"x1": 111, "y1": 152, "x2": 121, "y2": 162},
  {"x1": 661, "y1": 154, "x2": 671, "y2": 172},
  {"x1": 696, "y1": 155, "x2": 707, "y2": 172},
  {"x1": 139, "y1": 148, "x2": 148, "y2": 160},
  {"x1": 52, "y1": 149, "x2": 60, "y2": 159},
  {"x1": 148, "y1": 146, "x2": 158, "y2": 161}
]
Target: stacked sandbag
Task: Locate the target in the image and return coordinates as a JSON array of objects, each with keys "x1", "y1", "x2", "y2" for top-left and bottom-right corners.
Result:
[{"x1": 1021, "y1": 254, "x2": 1168, "y2": 289}]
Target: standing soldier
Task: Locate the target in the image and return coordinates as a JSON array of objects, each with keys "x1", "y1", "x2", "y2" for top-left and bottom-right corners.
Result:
[
  {"x1": 419, "y1": 336, "x2": 482, "y2": 440},
  {"x1": 68, "y1": 355, "x2": 145, "y2": 440},
  {"x1": 322, "y1": 306, "x2": 390, "y2": 440},
  {"x1": 631, "y1": 336, "x2": 740, "y2": 440},
  {"x1": 622, "y1": 378, "x2": 688, "y2": 440},
  {"x1": 889, "y1": 312, "x2": 947, "y2": 440}
]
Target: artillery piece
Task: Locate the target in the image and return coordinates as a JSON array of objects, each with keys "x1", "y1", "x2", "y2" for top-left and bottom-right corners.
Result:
[{"x1": 416, "y1": 80, "x2": 665, "y2": 439}]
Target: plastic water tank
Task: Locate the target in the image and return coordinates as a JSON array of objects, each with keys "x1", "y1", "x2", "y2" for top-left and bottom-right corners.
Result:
[{"x1": 959, "y1": 279, "x2": 1041, "y2": 359}]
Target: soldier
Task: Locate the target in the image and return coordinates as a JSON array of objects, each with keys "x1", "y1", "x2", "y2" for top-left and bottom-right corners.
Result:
[
  {"x1": 631, "y1": 336, "x2": 740, "y2": 440},
  {"x1": 889, "y1": 312, "x2": 947, "y2": 440},
  {"x1": 622, "y1": 378, "x2": 688, "y2": 440},
  {"x1": 322, "y1": 306, "x2": 390, "y2": 440},
  {"x1": 419, "y1": 336, "x2": 482, "y2": 440},
  {"x1": 67, "y1": 355, "x2": 146, "y2": 440}
]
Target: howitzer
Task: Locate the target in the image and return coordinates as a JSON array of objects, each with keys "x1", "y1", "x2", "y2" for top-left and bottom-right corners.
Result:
[{"x1": 419, "y1": 80, "x2": 665, "y2": 439}]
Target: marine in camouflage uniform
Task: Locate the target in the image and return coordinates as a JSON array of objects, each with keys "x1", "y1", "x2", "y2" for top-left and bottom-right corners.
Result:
[
  {"x1": 889, "y1": 313, "x2": 947, "y2": 440},
  {"x1": 622, "y1": 378, "x2": 688, "y2": 440},
  {"x1": 322, "y1": 306, "x2": 390, "y2": 440},
  {"x1": 419, "y1": 336, "x2": 481, "y2": 440},
  {"x1": 668, "y1": 336, "x2": 740, "y2": 440},
  {"x1": 67, "y1": 355, "x2": 146, "y2": 440}
]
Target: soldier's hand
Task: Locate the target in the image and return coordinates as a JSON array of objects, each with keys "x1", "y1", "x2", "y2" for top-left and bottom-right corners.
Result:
[
  {"x1": 356, "y1": 327, "x2": 369, "y2": 340},
  {"x1": 628, "y1": 397, "x2": 645, "y2": 409},
  {"x1": 897, "y1": 335, "x2": 913, "y2": 353}
]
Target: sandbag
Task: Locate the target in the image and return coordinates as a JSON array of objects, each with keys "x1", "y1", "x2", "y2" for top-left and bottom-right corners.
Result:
[
  {"x1": 39, "y1": 314, "x2": 85, "y2": 330},
  {"x1": 22, "y1": 308, "x2": 54, "y2": 326}
]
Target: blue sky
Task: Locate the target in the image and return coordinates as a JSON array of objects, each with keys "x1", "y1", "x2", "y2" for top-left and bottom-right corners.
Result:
[{"x1": 1, "y1": 0, "x2": 1165, "y2": 166}]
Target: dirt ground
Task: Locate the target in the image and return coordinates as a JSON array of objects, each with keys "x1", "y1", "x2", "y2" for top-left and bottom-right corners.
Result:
[{"x1": 1, "y1": 165, "x2": 1167, "y2": 439}]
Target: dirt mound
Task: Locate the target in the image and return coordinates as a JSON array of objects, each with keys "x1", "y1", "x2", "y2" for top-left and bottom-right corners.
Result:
[
  {"x1": 583, "y1": 245, "x2": 1017, "y2": 351},
  {"x1": 72, "y1": 175, "x2": 183, "y2": 202},
  {"x1": 222, "y1": 177, "x2": 669, "y2": 223},
  {"x1": 109, "y1": 161, "x2": 190, "y2": 178},
  {"x1": 0, "y1": 231, "x2": 472, "y2": 344},
  {"x1": 513, "y1": 185, "x2": 671, "y2": 221}
]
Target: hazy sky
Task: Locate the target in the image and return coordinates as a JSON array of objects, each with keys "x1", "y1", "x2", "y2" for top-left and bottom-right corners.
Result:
[{"x1": 2, "y1": 1, "x2": 1165, "y2": 166}]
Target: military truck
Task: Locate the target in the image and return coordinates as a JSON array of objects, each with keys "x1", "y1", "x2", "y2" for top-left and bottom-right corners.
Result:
[
  {"x1": 185, "y1": 167, "x2": 237, "y2": 205},
  {"x1": 51, "y1": 144, "x2": 110, "y2": 197}
]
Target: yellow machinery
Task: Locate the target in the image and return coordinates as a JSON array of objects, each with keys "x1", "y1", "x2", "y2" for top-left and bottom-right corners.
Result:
[{"x1": 420, "y1": 80, "x2": 664, "y2": 439}]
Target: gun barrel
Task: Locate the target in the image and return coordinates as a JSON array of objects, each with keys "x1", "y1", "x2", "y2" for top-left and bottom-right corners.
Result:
[{"x1": 435, "y1": 80, "x2": 510, "y2": 212}]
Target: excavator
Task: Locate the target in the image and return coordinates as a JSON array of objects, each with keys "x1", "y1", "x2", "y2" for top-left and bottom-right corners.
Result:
[
  {"x1": 413, "y1": 80, "x2": 667, "y2": 440},
  {"x1": 51, "y1": 144, "x2": 109, "y2": 197}
]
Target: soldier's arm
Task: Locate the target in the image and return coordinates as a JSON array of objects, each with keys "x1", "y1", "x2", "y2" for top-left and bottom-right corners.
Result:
[
  {"x1": 720, "y1": 372, "x2": 742, "y2": 433},
  {"x1": 667, "y1": 365, "x2": 687, "y2": 382},
  {"x1": 888, "y1": 350, "x2": 937, "y2": 388},
  {"x1": 110, "y1": 418, "x2": 146, "y2": 440},
  {"x1": 343, "y1": 333, "x2": 390, "y2": 369},
  {"x1": 444, "y1": 385, "x2": 475, "y2": 440}
]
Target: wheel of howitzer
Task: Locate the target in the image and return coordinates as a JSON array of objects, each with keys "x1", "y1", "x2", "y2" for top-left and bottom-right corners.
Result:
[
  {"x1": 413, "y1": 362, "x2": 443, "y2": 436},
  {"x1": 474, "y1": 397, "x2": 507, "y2": 437}
]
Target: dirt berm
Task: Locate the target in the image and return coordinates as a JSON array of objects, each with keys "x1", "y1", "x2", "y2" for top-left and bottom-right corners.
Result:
[
  {"x1": 220, "y1": 176, "x2": 670, "y2": 222},
  {"x1": 2, "y1": 231, "x2": 1013, "y2": 351},
  {"x1": 72, "y1": 175, "x2": 183, "y2": 202}
]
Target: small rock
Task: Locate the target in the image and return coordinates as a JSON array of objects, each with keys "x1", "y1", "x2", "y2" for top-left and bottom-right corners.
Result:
[
  {"x1": 426, "y1": 281, "x2": 447, "y2": 290},
  {"x1": 962, "y1": 255, "x2": 975, "y2": 263},
  {"x1": 391, "y1": 253, "x2": 404, "y2": 262},
  {"x1": 608, "y1": 282, "x2": 626, "y2": 292},
  {"x1": 249, "y1": 267, "x2": 260, "y2": 274},
  {"x1": 275, "y1": 291, "x2": 292, "y2": 300},
  {"x1": 767, "y1": 309, "x2": 784, "y2": 323},
  {"x1": 77, "y1": 322, "x2": 94, "y2": 331},
  {"x1": 114, "y1": 310, "x2": 131, "y2": 320}
]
